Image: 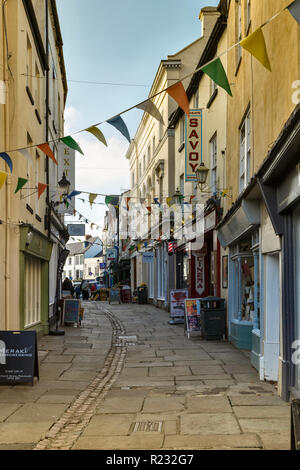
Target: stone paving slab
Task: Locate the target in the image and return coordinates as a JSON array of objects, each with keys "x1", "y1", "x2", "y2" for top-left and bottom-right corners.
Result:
[
  {"x1": 186, "y1": 396, "x2": 232, "y2": 413},
  {"x1": 180, "y1": 413, "x2": 241, "y2": 435},
  {"x1": 72, "y1": 434, "x2": 164, "y2": 450},
  {"x1": 163, "y1": 433, "x2": 261, "y2": 449},
  {"x1": 0, "y1": 422, "x2": 51, "y2": 445}
]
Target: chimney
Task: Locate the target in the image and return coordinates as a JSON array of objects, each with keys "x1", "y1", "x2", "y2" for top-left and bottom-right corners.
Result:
[{"x1": 199, "y1": 7, "x2": 220, "y2": 37}]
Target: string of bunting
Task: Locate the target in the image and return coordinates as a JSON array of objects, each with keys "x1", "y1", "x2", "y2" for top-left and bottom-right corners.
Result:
[{"x1": 0, "y1": 1, "x2": 298, "y2": 168}]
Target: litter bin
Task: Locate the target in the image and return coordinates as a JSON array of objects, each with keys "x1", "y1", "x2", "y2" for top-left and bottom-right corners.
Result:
[
  {"x1": 199, "y1": 296, "x2": 226, "y2": 340},
  {"x1": 137, "y1": 286, "x2": 148, "y2": 304},
  {"x1": 291, "y1": 399, "x2": 300, "y2": 450}
]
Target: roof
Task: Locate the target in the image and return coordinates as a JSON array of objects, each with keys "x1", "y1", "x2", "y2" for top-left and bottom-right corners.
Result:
[{"x1": 66, "y1": 237, "x2": 100, "y2": 256}]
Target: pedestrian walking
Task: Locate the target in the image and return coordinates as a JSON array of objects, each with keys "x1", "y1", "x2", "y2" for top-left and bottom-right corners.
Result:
[
  {"x1": 62, "y1": 277, "x2": 74, "y2": 296},
  {"x1": 80, "y1": 279, "x2": 89, "y2": 300}
]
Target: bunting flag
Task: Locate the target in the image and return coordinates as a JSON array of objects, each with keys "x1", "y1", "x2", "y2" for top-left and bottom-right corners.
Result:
[
  {"x1": 86, "y1": 126, "x2": 108, "y2": 147},
  {"x1": 0, "y1": 171, "x2": 7, "y2": 190},
  {"x1": 288, "y1": 0, "x2": 300, "y2": 24},
  {"x1": 166, "y1": 197, "x2": 172, "y2": 207},
  {"x1": 189, "y1": 195, "x2": 196, "y2": 204},
  {"x1": 38, "y1": 183, "x2": 47, "y2": 199},
  {"x1": 18, "y1": 148, "x2": 33, "y2": 166},
  {"x1": 126, "y1": 197, "x2": 131, "y2": 209},
  {"x1": 146, "y1": 206, "x2": 152, "y2": 213},
  {"x1": 153, "y1": 198, "x2": 161, "y2": 206},
  {"x1": 0, "y1": 152, "x2": 13, "y2": 173},
  {"x1": 136, "y1": 100, "x2": 164, "y2": 124},
  {"x1": 166, "y1": 82, "x2": 190, "y2": 117},
  {"x1": 90, "y1": 223, "x2": 95, "y2": 230},
  {"x1": 240, "y1": 28, "x2": 271, "y2": 71},
  {"x1": 105, "y1": 195, "x2": 119, "y2": 207},
  {"x1": 201, "y1": 58, "x2": 232, "y2": 96},
  {"x1": 60, "y1": 136, "x2": 84, "y2": 155},
  {"x1": 37, "y1": 143, "x2": 58, "y2": 165},
  {"x1": 107, "y1": 116, "x2": 131, "y2": 143},
  {"x1": 67, "y1": 190, "x2": 82, "y2": 200},
  {"x1": 89, "y1": 193, "x2": 97, "y2": 208},
  {"x1": 15, "y1": 177, "x2": 28, "y2": 194}
]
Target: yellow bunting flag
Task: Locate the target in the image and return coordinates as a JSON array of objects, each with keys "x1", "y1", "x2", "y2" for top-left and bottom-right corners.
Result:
[
  {"x1": 89, "y1": 193, "x2": 97, "y2": 208},
  {"x1": 86, "y1": 126, "x2": 107, "y2": 147},
  {"x1": 38, "y1": 144, "x2": 58, "y2": 165},
  {"x1": 166, "y1": 197, "x2": 172, "y2": 207},
  {"x1": 166, "y1": 82, "x2": 190, "y2": 117},
  {"x1": 0, "y1": 171, "x2": 7, "y2": 190},
  {"x1": 240, "y1": 28, "x2": 271, "y2": 71}
]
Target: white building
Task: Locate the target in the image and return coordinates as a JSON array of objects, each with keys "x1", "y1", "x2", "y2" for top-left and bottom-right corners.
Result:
[{"x1": 63, "y1": 236, "x2": 102, "y2": 281}]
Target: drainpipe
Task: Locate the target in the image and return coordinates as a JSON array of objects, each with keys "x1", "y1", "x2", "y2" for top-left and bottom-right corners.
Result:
[{"x1": 3, "y1": 0, "x2": 10, "y2": 330}]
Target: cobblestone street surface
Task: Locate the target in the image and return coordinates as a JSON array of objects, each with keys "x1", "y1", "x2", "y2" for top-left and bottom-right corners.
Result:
[{"x1": 0, "y1": 302, "x2": 290, "y2": 450}]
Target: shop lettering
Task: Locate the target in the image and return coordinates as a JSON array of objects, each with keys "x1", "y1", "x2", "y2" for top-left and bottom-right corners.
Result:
[
  {"x1": 188, "y1": 122, "x2": 200, "y2": 172},
  {"x1": 185, "y1": 113, "x2": 202, "y2": 179},
  {"x1": 0, "y1": 340, "x2": 6, "y2": 365}
]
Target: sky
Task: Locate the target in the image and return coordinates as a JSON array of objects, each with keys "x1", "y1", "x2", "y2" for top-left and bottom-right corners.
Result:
[{"x1": 56, "y1": 0, "x2": 219, "y2": 240}]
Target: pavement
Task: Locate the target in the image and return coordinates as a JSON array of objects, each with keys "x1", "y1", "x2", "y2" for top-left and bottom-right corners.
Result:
[{"x1": 0, "y1": 301, "x2": 291, "y2": 450}]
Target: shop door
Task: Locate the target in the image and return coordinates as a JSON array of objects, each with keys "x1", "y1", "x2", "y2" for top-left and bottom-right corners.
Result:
[{"x1": 264, "y1": 253, "x2": 280, "y2": 381}]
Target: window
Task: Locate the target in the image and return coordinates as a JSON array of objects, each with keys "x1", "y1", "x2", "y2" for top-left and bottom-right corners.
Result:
[
  {"x1": 194, "y1": 89, "x2": 199, "y2": 108},
  {"x1": 35, "y1": 63, "x2": 40, "y2": 110},
  {"x1": 139, "y1": 161, "x2": 142, "y2": 179},
  {"x1": 152, "y1": 136, "x2": 156, "y2": 157},
  {"x1": 132, "y1": 171, "x2": 135, "y2": 188},
  {"x1": 68, "y1": 270, "x2": 72, "y2": 278},
  {"x1": 35, "y1": 150, "x2": 40, "y2": 214},
  {"x1": 24, "y1": 256, "x2": 41, "y2": 328},
  {"x1": 210, "y1": 134, "x2": 217, "y2": 194},
  {"x1": 236, "y1": 0, "x2": 242, "y2": 67},
  {"x1": 245, "y1": 0, "x2": 251, "y2": 34},
  {"x1": 80, "y1": 255, "x2": 84, "y2": 264},
  {"x1": 159, "y1": 113, "x2": 164, "y2": 140},
  {"x1": 75, "y1": 255, "x2": 80, "y2": 265},
  {"x1": 143, "y1": 154, "x2": 146, "y2": 171},
  {"x1": 76, "y1": 270, "x2": 80, "y2": 279},
  {"x1": 180, "y1": 115, "x2": 185, "y2": 144},
  {"x1": 239, "y1": 109, "x2": 251, "y2": 192},
  {"x1": 68, "y1": 257, "x2": 72, "y2": 265},
  {"x1": 147, "y1": 145, "x2": 151, "y2": 165},
  {"x1": 26, "y1": 35, "x2": 33, "y2": 91}
]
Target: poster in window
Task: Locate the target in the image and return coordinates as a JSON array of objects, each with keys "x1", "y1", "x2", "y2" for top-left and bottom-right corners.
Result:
[{"x1": 222, "y1": 255, "x2": 228, "y2": 289}]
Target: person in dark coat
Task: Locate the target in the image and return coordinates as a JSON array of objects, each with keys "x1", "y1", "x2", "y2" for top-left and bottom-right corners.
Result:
[{"x1": 62, "y1": 277, "x2": 74, "y2": 295}]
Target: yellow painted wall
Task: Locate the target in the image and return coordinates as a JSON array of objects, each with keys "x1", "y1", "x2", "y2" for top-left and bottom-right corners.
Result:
[{"x1": 226, "y1": 0, "x2": 300, "y2": 202}]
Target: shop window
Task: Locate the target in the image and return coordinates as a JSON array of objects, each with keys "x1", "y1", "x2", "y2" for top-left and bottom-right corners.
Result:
[{"x1": 24, "y1": 256, "x2": 41, "y2": 328}]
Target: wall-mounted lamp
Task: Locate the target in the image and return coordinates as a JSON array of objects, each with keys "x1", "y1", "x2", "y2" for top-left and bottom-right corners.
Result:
[{"x1": 195, "y1": 162, "x2": 209, "y2": 192}]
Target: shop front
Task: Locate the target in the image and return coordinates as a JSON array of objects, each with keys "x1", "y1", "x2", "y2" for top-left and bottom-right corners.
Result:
[{"x1": 19, "y1": 225, "x2": 53, "y2": 338}]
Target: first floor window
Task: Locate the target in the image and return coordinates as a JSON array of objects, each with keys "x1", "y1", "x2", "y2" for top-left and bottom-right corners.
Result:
[{"x1": 239, "y1": 109, "x2": 251, "y2": 192}]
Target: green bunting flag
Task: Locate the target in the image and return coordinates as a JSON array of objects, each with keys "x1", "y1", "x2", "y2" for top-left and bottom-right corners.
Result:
[
  {"x1": 60, "y1": 136, "x2": 84, "y2": 155},
  {"x1": 15, "y1": 177, "x2": 28, "y2": 194},
  {"x1": 105, "y1": 195, "x2": 119, "y2": 207},
  {"x1": 201, "y1": 57, "x2": 232, "y2": 96}
]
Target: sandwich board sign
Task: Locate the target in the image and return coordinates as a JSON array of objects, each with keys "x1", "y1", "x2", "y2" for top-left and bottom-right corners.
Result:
[
  {"x1": 63, "y1": 299, "x2": 81, "y2": 325},
  {"x1": 184, "y1": 299, "x2": 201, "y2": 340},
  {"x1": 0, "y1": 331, "x2": 39, "y2": 384}
]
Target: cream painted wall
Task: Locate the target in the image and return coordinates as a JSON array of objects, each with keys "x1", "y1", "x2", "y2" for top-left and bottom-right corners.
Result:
[{"x1": 0, "y1": 0, "x2": 66, "y2": 330}]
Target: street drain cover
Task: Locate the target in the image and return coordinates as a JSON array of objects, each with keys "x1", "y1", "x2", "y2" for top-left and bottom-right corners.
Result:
[{"x1": 133, "y1": 421, "x2": 163, "y2": 433}]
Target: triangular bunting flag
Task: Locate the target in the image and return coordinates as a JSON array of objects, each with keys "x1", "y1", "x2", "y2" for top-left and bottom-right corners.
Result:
[
  {"x1": 67, "y1": 190, "x2": 82, "y2": 200},
  {"x1": 89, "y1": 193, "x2": 97, "y2": 208},
  {"x1": 0, "y1": 152, "x2": 13, "y2": 173},
  {"x1": 105, "y1": 195, "x2": 119, "y2": 207},
  {"x1": 15, "y1": 177, "x2": 28, "y2": 194},
  {"x1": 240, "y1": 28, "x2": 271, "y2": 71},
  {"x1": 0, "y1": 171, "x2": 7, "y2": 190},
  {"x1": 201, "y1": 57, "x2": 232, "y2": 96},
  {"x1": 38, "y1": 183, "x2": 47, "y2": 199},
  {"x1": 166, "y1": 82, "x2": 190, "y2": 116},
  {"x1": 107, "y1": 116, "x2": 131, "y2": 143},
  {"x1": 61, "y1": 136, "x2": 84, "y2": 155},
  {"x1": 166, "y1": 197, "x2": 172, "y2": 207},
  {"x1": 85, "y1": 126, "x2": 107, "y2": 147},
  {"x1": 136, "y1": 100, "x2": 164, "y2": 124},
  {"x1": 288, "y1": 0, "x2": 300, "y2": 25},
  {"x1": 18, "y1": 148, "x2": 33, "y2": 166},
  {"x1": 38, "y1": 143, "x2": 58, "y2": 165}
]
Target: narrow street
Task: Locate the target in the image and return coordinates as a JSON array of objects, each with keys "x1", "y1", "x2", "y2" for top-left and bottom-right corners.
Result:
[{"x1": 0, "y1": 302, "x2": 290, "y2": 450}]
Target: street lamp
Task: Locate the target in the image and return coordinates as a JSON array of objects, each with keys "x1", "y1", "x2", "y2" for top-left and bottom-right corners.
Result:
[
  {"x1": 58, "y1": 172, "x2": 71, "y2": 198},
  {"x1": 195, "y1": 162, "x2": 209, "y2": 191}
]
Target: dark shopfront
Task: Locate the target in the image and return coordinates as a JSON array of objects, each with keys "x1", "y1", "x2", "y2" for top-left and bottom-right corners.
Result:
[{"x1": 257, "y1": 104, "x2": 300, "y2": 401}]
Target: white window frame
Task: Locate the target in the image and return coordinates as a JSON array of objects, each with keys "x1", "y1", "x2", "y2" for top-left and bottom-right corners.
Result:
[
  {"x1": 239, "y1": 109, "x2": 251, "y2": 192},
  {"x1": 210, "y1": 134, "x2": 217, "y2": 195},
  {"x1": 24, "y1": 257, "x2": 41, "y2": 328}
]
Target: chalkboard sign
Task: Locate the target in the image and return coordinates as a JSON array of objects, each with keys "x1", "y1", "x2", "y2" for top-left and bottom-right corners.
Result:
[
  {"x1": 109, "y1": 288, "x2": 121, "y2": 304},
  {"x1": 184, "y1": 299, "x2": 201, "y2": 340},
  {"x1": 0, "y1": 331, "x2": 39, "y2": 384},
  {"x1": 63, "y1": 299, "x2": 81, "y2": 324}
]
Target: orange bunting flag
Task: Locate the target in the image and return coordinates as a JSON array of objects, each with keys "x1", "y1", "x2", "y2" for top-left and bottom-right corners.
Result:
[
  {"x1": 38, "y1": 183, "x2": 47, "y2": 199},
  {"x1": 37, "y1": 143, "x2": 58, "y2": 165},
  {"x1": 166, "y1": 82, "x2": 190, "y2": 117}
]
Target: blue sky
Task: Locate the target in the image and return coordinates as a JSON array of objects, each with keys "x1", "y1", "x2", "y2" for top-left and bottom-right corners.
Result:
[{"x1": 56, "y1": 0, "x2": 219, "y2": 235}]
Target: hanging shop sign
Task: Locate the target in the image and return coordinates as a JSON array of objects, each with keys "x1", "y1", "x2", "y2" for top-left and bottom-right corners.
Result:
[
  {"x1": 67, "y1": 224, "x2": 86, "y2": 236},
  {"x1": 170, "y1": 289, "x2": 189, "y2": 318},
  {"x1": 195, "y1": 255, "x2": 205, "y2": 296},
  {"x1": 107, "y1": 248, "x2": 117, "y2": 261},
  {"x1": 0, "y1": 331, "x2": 39, "y2": 384},
  {"x1": 57, "y1": 141, "x2": 75, "y2": 215},
  {"x1": 185, "y1": 109, "x2": 203, "y2": 182}
]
